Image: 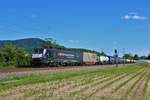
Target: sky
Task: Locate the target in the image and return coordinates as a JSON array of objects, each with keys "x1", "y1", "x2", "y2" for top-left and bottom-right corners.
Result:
[{"x1": 0, "y1": 0, "x2": 150, "y2": 56}]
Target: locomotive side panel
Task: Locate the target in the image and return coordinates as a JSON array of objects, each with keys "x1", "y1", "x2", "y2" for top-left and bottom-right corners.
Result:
[{"x1": 45, "y1": 49, "x2": 82, "y2": 65}]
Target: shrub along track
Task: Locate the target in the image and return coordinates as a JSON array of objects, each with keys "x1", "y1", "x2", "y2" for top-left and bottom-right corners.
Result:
[{"x1": 0, "y1": 65, "x2": 150, "y2": 100}]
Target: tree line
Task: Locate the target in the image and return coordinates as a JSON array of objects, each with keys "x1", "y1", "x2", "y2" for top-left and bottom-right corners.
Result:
[{"x1": 123, "y1": 53, "x2": 150, "y2": 60}]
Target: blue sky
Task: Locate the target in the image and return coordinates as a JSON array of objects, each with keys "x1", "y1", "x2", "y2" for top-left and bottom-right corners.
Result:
[{"x1": 0, "y1": 0, "x2": 150, "y2": 56}]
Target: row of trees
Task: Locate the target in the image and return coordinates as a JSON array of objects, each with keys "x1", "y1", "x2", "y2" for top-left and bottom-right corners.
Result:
[
  {"x1": 123, "y1": 53, "x2": 150, "y2": 60},
  {"x1": 43, "y1": 38, "x2": 66, "y2": 49},
  {"x1": 0, "y1": 44, "x2": 31, "y2": 67}
]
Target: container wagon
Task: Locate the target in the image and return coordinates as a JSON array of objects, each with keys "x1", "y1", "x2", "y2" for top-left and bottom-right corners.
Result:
[
  {"x1": 99, "y1": 56, "x2": 109, "y2": 64},
  {"x1": 82, "y1": 52, "x2": 97, "y2": 65}
]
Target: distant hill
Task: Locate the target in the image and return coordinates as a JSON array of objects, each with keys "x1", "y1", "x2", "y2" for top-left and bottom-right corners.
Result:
[
  {"x1": 0, "y1": 38, "x2": 106, "y2": 56},
  {"x1": 0, "y1": 38, "x2": 46, "y2": 52}
]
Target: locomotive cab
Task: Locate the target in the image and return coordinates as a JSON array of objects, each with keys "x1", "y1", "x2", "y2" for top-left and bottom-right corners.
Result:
[{"x1": 31, "y1": 48, "x2": 46, "y2": 64}]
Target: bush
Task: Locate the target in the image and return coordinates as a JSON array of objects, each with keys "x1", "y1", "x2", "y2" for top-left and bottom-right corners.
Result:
[
  {"x1": 16, "y1": 48, "x2": 31, "y2": 67},
  {"x1": 0, "y1": 51, "x2": 5, "y2": 67},
  {"x1": 0, "y1": 44, "x2": 31, "y2": 68}
]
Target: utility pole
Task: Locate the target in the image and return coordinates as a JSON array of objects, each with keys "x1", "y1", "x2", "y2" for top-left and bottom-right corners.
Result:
[
  {"x1": 122, "y1": 48, "x2": 125, "y2": 66},
  {"x1": 115, "y1": 49, "x2": 118, "y2": 67},
  {"x1": 101, "y1": 48, "x2": 103, "y2": 53}
]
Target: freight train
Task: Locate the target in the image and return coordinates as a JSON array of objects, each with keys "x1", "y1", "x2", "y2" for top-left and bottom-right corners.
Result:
[{"x1": 31, "y1": 48, "x2": 135, "y2": 66}]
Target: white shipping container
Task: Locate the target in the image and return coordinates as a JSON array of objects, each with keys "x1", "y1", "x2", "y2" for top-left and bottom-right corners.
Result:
[
  {"x1": 126, "y1": 59, "x2": 131, "y2": 63},
  {"x1": 100, "y1": 56, "x2": 109, "y2": 63}
]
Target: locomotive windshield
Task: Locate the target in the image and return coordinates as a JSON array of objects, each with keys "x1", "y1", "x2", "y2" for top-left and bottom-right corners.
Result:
[{"x1": 33, "y1": 49, "x2": 44, "y2": 54}]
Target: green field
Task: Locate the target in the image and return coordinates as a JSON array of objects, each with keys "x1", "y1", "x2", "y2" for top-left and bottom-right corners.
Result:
[{"x1": 0, "y1": 65, "x2": 150, "y2": 100}]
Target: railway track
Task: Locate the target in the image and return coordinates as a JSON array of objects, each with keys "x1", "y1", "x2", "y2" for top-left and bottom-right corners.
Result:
[
  {"x1": 0, "y1": 64, "x2": 132, "y2": 73},
  {"x1": 0, "y1": 64, "x2": 133, "y2": 80}
]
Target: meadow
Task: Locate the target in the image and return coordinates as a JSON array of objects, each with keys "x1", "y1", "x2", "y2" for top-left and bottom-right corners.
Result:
[{"x1": 0, "y1": 65, "x2": 150, "y2": 100}]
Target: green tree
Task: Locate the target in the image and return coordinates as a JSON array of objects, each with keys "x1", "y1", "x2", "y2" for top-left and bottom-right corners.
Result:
[
  {"x1": 43, "y1": 38, "x2": 65, "y2": 49},
  {"x1": 123, "y1": 53, "x2": 133, "y2": 60},
  {"x1": 0, "y1": 50, "x2": 5, "y2": 66},
  {"x1": 1, "y1": 44, "x2": 17, "y2": 66},
  {"x1": 43, "y1": 38, "x2": 54, "y2": 48},
  {"x1": 16, "y1": 48, "x2": 31, "y2": 66},
  {"x1": 133, "y1": 54, "x2": 139, "y2": 60},
  {"x1": 140, "y1": 56, "x2": 147, "y2": 60},
  {"x1": 147, "y1": 54, "x2": 150, "y2": 60},
  {"x1": 0, "y1": 44, "x2": 31, "y2": 67},
  {"x1": 99, "y1": 51, "x2": 107, "y2": 56}
]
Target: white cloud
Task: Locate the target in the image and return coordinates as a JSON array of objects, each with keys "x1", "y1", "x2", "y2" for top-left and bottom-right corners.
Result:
[
  {"x1": 123, "y1": 15, "x2": 132, "y2": 20},
  {"x1": 132, "y1": 15, "x2": 147, "y2": 20},
  {"x1": 68, "y1": 40, "x2": 79, "y2": 43},
  {"x1": 122, "y1": 13, "x2": 147, "y2": 20}
]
